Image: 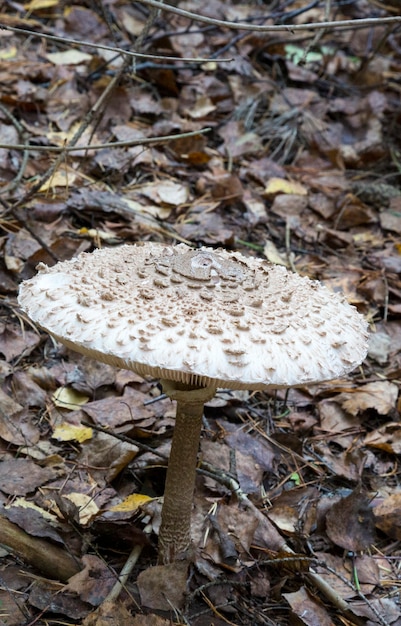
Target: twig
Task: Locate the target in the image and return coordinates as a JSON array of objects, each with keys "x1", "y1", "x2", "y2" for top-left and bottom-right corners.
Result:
[
  {"x1": 0, "y1": 128, "x2": 211, "y2": 153},
  {"x1": 103, "y1": 524, "x2": 152, "y2": 604},
  {"x1": 320, "y1": 562, "x2": 391, "y2": 626},
  {"x1": 0, "y1": 24, "x2": 231, "y2": 62},
  {"x1": 0, "y1": 514, "x2": 81, "y2": 582},
  {"x1": 104, "y1": 545, "x2": 143, "y2": 602},
  {"x1": 135, "y1": 1, "x2": 401, "y2": 32},
  {"x1": 199, "y1": 590, "x2": 238, "y2": 626},
  {"x1": 305, "y1": 569, "x2": 365, "y2": 625}
]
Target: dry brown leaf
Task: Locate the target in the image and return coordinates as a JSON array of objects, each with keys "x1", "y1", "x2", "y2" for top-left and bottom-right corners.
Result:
[
  {"x1": 218, "y1": 120, "x2": 263, "y2": 158},
  {"x1": 137, "y1": 561, "x2": 188, "y2": 611},
  {"x1": 81, "y1": 602, "x2": 134, "y2": 626},
  {"x1": 266, "y1": 487, "x2": 318, "y2": 536},
  {"x1": 364, "y1": 423, "x2": 401, "y2": 454},
  {"x1": 0, "y1": 459, "x2": 61, "y2": 496},
  {"x1": 0, "y1": 394, "x2": 41, "y2": 446},
  {"x1": 337, "y1": 381, "x2": 399, "y2": 416},
  {"x1": 311, "y1": 441, "x2": 364, "y2": 481},
  {"x1": 77, "y1": 431, "x2": 138, "y2": 483},
  {"x1": 0, "y1": 323, "x2": 40, "y2": 361},
  {"x1": 66, "y1": 555, "x2": 114, "y2": 606},
  {"x1": 83, "y1": 603, "x2": 170, "y2": 626},
  {"x1": 373, "y1": 493, "x2": 401, "y2": 540},
  {"x1": 81, "y1": 393, "x2": 154, "y2": 429},
  {"x1": 318, "y1": 399, "x2": 361, "y2": 433},
  {"x1": 326, "y1": 488, "x2": 375, "y2": 552},
  {"x1": 283, "y1": 586, "x2": 333, "y2": 626},
  {"x1": 314, "y1": 552, "x2": 377, "y2": 599}
]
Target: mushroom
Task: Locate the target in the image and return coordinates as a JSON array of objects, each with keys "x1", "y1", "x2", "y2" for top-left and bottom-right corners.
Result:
[{"x1": 18, "y1": 242, "x2": 368, "y2": 564}]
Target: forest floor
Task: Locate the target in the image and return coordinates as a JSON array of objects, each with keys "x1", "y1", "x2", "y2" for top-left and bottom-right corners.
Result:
[{"x1": 0, "y1": 0, "x2": 401, "y2": 624}]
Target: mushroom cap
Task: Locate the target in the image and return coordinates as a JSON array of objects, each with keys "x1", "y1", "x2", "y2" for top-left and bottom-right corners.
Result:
[{"x1": 18, "y1": 243, "x2": 368, "y2": 390}]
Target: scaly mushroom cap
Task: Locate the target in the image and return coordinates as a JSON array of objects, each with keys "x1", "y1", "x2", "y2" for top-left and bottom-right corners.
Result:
[{"x1": 18, "y1": 242, "x2": 368, "y2": 389}]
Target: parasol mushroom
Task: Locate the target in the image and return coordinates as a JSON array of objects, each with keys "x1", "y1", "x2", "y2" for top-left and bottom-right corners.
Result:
[{"x1": 18, "y1": 242, "x2": 369, "y2": 564}]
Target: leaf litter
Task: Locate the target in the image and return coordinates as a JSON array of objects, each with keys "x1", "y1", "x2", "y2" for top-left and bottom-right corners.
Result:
[{"x1": 0, "y1": 0, "x2": 401, "y2": 624}]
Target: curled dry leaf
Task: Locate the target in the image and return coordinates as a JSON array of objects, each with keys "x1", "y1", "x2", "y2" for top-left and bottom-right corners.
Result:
[
  {"x1": 364, "y1": 423, "x2": 401, "y2": 454},
  {"x1": 66, "y1": 555, "x2": 115, "y2": 606},
  {"x1": 337, "y1": 381, "x2": 399, "y2": 416}
]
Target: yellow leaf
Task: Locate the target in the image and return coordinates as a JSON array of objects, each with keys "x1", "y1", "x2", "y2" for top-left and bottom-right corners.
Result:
[
  {"x1": 264, "y1": 177, "x2": 307, "y2": 196},
  {"x1": 39, "y1": 171, "x2": 76, "y2": 192},
  {"x1": 110, "y1": 493, "x2": 153, "y2": 513},
  {"x1": 79, "y1": 228, "x2": 116, "y2": 242},
  {"x1": 6, "y1": 497, "x2": 59, "y2": 522},
  {"x1": 0, "y1": 46, "x2": 17, "y2": 60},
  {"x1": 25, "y1": 0, "x2": 59, "y2": 9},
  {"x1": 52, "y1": 386, "x2": 90, "y2": 410},
  {"x1": 53, "y1": 422, "x2": 93, "y2": 443},
  {"x1": 63, "y1": 493, "x2": 99, "y2": 525},
  {"x1": 263, "y1": 240, "x2": 288, "y2": 266}
]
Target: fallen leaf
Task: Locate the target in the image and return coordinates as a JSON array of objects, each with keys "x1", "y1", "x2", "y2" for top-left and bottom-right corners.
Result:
[
  {"x1": 46, "y1": 50, "x2": 92, "y2": 66},
  {"x1": 264, "y1": 177, "x2": 307, "y2": 196},
  {"x1": 82, "y1": 602, "x2": 170, "y2": 626},
  {"x1": 39, "y1": 171, "x2": 77, "y2": 192},
  {"x1": 0, "y1": 323, "x2": 40, "y2": 361},
  {"x1": 53, "y1": 423, "x2": 93, "y2": 443},
  {"x1": 110, "y1": 493, "x2": 153, "y2": 513},
  {"x1": 140, "y1": 180, "x2": 189, "y2": 206},
  {"x1": 4, "y1": 504, "x2": 64, "y2": 544},
  {"x1": 326, "y1": 488, "x2": 376, "y2": 552},
  {"x1": 137, "y1": 561, "x2": 188, "y2": 611},
  {"x1": 53, "y1": 387, "x2": 90, "y2": 410},
  {"x1": 373, "y1": 493, "x2": 401, "y2": 540},
  {"x1": 364, "y1": 423, "x2": 401, "y2": 454},
  {"x1": 263, "y1": 239, "x2": 288, "y2": 266},
  {"x1": 283, "y1": 586, "x2": 332, "y2": 626},
  {"x1": 62, "y1": 493, "x2": 99, "y2": 526},
  {"x1": 337, "y1": 381, "x2": 399, "y2": 416},
  {"x1": 25, "y1": 0, "x2": 59, "y2": 9},
  {"x1": 185, "y1": 95, "x2": 216, "y2": 119},
  {"x1": 0, "y1": 459, "x2": 60, "y2": 496},
  {"x1": 77, "y1": 431, "x2": 138, "y2": 482},
  {"x1": 66, "y1": 555, "x2": 114, "y2": 606}
]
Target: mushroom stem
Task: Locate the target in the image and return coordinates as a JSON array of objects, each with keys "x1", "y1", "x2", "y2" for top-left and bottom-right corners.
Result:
[{"x1": 158, "y1": 381, "x2": 216, "y2": 565}]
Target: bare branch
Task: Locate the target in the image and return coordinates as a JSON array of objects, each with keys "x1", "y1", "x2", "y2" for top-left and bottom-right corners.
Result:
[
  {"x1": 135, "y1": 0, "x2": 401, "y2": 33},
  {"x1": 0, "y1": 128, "x2": 211, "y2": 153},
  {"x1": 0, "y1": 23, "x2": 232, "y2": 62}
]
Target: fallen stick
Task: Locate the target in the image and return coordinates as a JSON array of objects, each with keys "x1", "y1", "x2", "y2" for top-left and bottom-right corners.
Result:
[{"x1": 0, "y1": 514, "x2": 81, "y2": 582}]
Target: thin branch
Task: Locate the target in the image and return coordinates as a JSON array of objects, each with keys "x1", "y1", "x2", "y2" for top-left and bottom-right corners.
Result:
[
  {"x1": 0, "y1": 24, "x2": 231, "y2": 63},
  {"x1": 135, "y1": 1, "x2": 401, "y2": 32},
  {"x1": 0, "y1": 128, "x2": 211, "y2": 153}
]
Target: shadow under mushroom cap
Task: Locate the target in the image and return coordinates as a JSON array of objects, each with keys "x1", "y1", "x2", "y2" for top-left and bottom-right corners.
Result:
[{"x1": 18, "y1": 242, "x2": 369, "y2": 389}]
